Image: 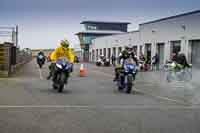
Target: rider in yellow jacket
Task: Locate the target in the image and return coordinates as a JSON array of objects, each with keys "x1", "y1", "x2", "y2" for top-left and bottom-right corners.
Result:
[
  {"x1": 50, "y1": 40, "x2": 74, "y2": 63},
  {"x1": 47, "y1": 39, "x2": 74, "y2": 80}
]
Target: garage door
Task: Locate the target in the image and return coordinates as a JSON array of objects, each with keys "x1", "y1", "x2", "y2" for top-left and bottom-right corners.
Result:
[
  {"x1": 145, "y1": 44, "x2": 151, "y2": 61},
  {"x1": 192, "y1": 40, "x2": 200, "y2": 68},
  {"x1": 157, "y1": 43, "x2": 165, "y2": 64},
  {"x1": 170, "y1": 41, "x2": 181, "y2": 55}
]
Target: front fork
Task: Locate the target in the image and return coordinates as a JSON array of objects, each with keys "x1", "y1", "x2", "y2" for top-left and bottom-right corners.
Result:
[{"x1": 121, "y1": 73, "x2": 135, "y2": 87}]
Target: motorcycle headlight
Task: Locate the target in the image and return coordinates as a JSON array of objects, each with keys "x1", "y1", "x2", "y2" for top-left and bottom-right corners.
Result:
[
  {"x1": 38, "y1": 55, "x2": 44, "y2": 59},
  {"x1": 56, "y1": 64, "x2": 62, "y2": 69},
  {"x1": 129, "y1": 65, "x2": 134, "y2": 69},
  {"x1": 125, "y1": 70, "x2": 129, "y2": 73}
]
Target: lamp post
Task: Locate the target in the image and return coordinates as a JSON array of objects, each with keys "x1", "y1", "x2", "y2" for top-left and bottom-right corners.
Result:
[{"x1": 16, "y1": 25, "x2": 18, "y2": 48}]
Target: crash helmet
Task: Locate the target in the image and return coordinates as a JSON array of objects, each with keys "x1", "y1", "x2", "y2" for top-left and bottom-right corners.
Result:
[
  {"x1": 60, "y1": 39, "x2": 70, "y2": 49},
  {"x1": 125, "y1": 44, "x2": 133, "y2": 52}
]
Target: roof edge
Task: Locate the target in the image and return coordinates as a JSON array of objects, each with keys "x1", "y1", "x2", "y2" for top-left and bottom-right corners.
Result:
[
  {"x1": 92, "y1": 31, "x2": 139, "y2": 40},
  {"x1": 80, "y1": 21, "x2": 131, "y2": 25},
  {"x1": 140, "y1": 10, "x2": 200, "y2": 25}
]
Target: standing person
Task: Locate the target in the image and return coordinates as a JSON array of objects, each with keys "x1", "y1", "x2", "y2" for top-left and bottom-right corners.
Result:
[
  {"x1": 139, "y1": 53, "x2": 145, "y2": 71},
  {"x1": 111, "y1": 54, "x2": 116, "y2": 66},
  {"x1": 176, "y1": 53, "x2": 190, "y2": 68},
  {"x1": 144, "y1": 55, "x2": 151, "y2": 71},
  {"x1": 151, "y1": 53, "x2": 159, "y2": 71},
  {"x1": 171, "y1": 52, "x2": 178, "y2": 62},
  {"x1": 139, "y1": 53, "x2": 145, "y2": 61}
]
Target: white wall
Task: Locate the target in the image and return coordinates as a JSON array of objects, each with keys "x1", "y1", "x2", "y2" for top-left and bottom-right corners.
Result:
[
  {"x1": 90, "y1": 11, "x2": 200, "y2": 64},
  {"x1": 91, "y1": 31, "x2": 141, "y2": 61},
  {"x1": 140, "y1": 12, "x2": 200, "y2": 43},
  {"x1": 93, "y1": 31, "x2": 140, "y2": 48},
  {"x1": 140, "y1": 12, "x2": 200, "y2": 62}
]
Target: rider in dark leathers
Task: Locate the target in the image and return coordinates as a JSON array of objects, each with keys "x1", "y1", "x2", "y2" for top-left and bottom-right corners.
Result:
[
  {"x1": 113, "y1": 45, "x2": 138, "y2": 81},
  {"x1": 176, "y1": 53, "x2": 190, "y2": 68},
  {"x1": 37, "y1": 51, "x2": 45, "y2": 65}
]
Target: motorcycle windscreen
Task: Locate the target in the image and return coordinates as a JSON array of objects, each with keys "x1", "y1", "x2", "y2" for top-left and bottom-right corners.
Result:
[
  {"x1": 124, "y1": 64, "x2": 135, "y2": 72},
  {"x1": 56, "y1": 58, "x2": 71, "y2": 70},
  {"x1": 38, "y1": 55, "x2": 44, "y2": 59}
]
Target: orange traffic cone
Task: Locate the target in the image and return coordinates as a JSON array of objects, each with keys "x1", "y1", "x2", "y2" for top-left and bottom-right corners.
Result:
[{"x1": 79, "y1": 64, "x2": 86, "y2": 77}]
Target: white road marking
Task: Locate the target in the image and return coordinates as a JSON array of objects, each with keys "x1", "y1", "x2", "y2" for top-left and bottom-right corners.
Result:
[
  {"x1": 0, "y1": 105, "x2": 198, "y2": 109},
  {"x1": 38, "y1": 68, "x2": 43, "y2": 80},
  {"x1": 132, "y1": 87, "x2": 191, "y2": 106}
]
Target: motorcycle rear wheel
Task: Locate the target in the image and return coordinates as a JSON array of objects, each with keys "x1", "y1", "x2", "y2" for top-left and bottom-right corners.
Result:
[
  {"x1": 118, "y1": 86, "x2": 123, "y2": 91},
  {"x1": 53, "y1": 83, "x2": 58, "y2": 90}
]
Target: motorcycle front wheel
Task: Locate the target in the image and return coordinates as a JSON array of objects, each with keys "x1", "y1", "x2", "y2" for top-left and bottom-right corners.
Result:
[
  {"x1": 96, "y1": 62, "x2": 101, "y2": 66},
  {"x1": 55, "y1": 72, "x2": 66, "y2": 93},
  {"x1": 126, "y1": 75, "x2": 133, "y2": 94},
  {"x1": 117, "y1": 74, "x2": 124, "y2": 91},
  {"x1": 39, "y1": 64, "x2": 43, "y2": 69}
]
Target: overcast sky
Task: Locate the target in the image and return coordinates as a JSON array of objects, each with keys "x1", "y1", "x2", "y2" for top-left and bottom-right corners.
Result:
[{"x1": 0, "y1": 0, "x2": 199, "y2": 49}]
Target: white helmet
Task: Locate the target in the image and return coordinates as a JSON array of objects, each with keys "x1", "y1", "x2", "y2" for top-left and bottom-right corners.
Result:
[{"x1": 125, "y1": 44, "x2": 133, "y2": 51}]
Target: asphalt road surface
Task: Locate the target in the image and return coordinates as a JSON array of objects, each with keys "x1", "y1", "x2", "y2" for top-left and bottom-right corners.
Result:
[{"x1": 0, "y1": 60, "x2": 199, "y2": 133}]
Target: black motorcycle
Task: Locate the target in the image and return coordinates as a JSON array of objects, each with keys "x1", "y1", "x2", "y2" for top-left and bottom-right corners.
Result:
[
  {"x1": 37, "y1": 54, "x2": 46, "y2": 69},
  {"x1": 104, "y1": 59, "x2": 110, "y2": 67},
  {"x1": 52, "y1": 57, "x2": 71, "y2": 93},
  {"x1": 96, "y1": 59, "x2": 103, "y2": 66},
  {"x1": 96, "y1": 58, "x2": 110, "y2": 67},
  {"x1": 117, "y1": 58, "x2": 137, "y2": 94}
]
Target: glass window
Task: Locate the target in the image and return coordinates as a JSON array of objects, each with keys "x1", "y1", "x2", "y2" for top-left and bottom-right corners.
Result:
[
  {"x1": 103, "y1": 48, "x2": 106, "y2": 57},
  {"x1": 133, "y1": 46, "x2": 137, "y2": 54},
  {"x1": 170, "y1": 41, "x2": 181, "y2": 54},
  {"x1": 112, "y1": 47, "x2": 116, "y2": 56},
  {"x1": 140, "y1": 46, "x2": 143, "y2": 53},
  {"x1": 96, "y1": 49, "x2": 98, "y2": 59},
  {"x1": 108, "y1": 48, "x2": 111, "y2": 58},
  {"x1": 172, "y1": 44, "x2": 181, "y2": 54},
  {"x1": 83, "y1": 36, "x2": 93, "y2": 44},
  {"x1": 100, "y1": 49, "x2": 102, "y2": 55},
  {"x1": 118, "y1": 47, "x2": 122, "y2": 55}
]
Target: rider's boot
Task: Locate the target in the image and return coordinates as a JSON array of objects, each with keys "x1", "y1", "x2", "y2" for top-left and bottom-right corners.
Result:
[
  {"x1": 113, "y1": 73, "x2": 119, "y2": 81},
  {"x1": 46, "y1": 72, "x2": 52, "y2": 80}
]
